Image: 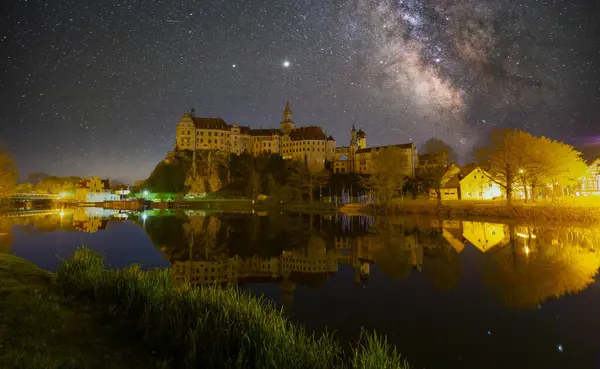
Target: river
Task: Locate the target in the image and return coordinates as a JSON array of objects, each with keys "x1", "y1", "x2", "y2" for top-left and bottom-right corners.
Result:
[{"x1": 2, "y1": 207, "x2": 600, "y2": 369}]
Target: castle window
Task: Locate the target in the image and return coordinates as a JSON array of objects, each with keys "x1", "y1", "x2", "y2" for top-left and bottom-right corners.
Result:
[{"x1": 208, "y1": 132, "x2": 212, "y2": 136}]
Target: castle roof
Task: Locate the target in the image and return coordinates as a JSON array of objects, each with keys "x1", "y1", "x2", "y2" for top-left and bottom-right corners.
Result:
[
  {"x1": 355, "y1": 143, "x2": 414, "y2": 154},
  {"x1": 441, "y1": 164, "x2": 484, "y2": 189},
  {"x1": 327, "y1": 135, "x2": 335, "y2": 141},
  {"x1": 76, "y1": 178, "x2": 111, "y2": 190},
  {"x1": 356, "y1": 129, "x2": 366, "y2": 138},
  {"x1": 289, "y1": 126, "x2": 327, "y2": 141},
  {"x1": 249, "y1": 129, "x2": 280, "y2": 137},
  {"x1": 191, "y1": 117, "x2": 230, "y2": 130}
]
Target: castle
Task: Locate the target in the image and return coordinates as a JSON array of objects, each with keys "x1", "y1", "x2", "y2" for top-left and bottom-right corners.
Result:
[{"x1": 175, "y1": 102, "x2": 417, "y2": 176}]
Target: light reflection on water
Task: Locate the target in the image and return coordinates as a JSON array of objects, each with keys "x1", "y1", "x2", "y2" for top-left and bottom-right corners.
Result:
[{"x1": 2, "y1": 207, "x2": 600, "y2": 369}]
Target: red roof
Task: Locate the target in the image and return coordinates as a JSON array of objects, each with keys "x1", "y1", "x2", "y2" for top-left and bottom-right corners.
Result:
[
  {"x1": 289, "y1": 126, "x2": 327, "y2": 141},
  {"x1": 76, "y1": 178, "x2": 111, "y2": 190},
  {"x1": 191, "y1": 117, "x2": 230, "y2": 130},
  {"x1": 249, "y1": 129, "x2": 281, "y2": 137},
  {"x1": 356, "y1": 143, "x2": 414, "y2": 154}
]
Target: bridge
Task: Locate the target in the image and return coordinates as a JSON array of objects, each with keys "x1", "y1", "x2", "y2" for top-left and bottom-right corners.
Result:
[
  {"x1": 9, "y1": 193, "x2": 60, "y2": 200},
  {"x1": 0, "y1": 209, "x2": 65, "y2": 219}
]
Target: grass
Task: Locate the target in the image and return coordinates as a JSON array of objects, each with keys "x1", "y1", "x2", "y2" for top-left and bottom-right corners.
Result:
[
  {"x1": 368, "y1": 199, "x2": 600, "y2": 222},
  {"x1": 1, "y1": 249, "x2": 409, "y2": 369},
  {"x1": 0, "y1": 254, "x2": 161, "y2": 369}
]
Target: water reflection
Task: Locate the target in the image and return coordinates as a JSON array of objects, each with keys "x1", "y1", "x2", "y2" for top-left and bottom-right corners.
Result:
[
  {"x1": 2, "y1": 208, "x2": 600, "y2": 311},
  {"x1": 4, "y1": 209, "x2": 600, "y2": 367},
  {"x1": 133, "y1": 211, "x2": 600, "y2": 311},
  {"x1": 0, "y1": 208, "x2": 129, "y2": 253}
]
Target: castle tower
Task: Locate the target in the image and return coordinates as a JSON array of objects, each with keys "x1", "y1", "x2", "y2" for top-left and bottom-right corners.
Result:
[
  {"x1": 280, "y1": 101, "x2": 296, "y2": 135},
  {"x1": 175, "y1": 112, "x2": 196, "y2": 151},
  {"x1": 356, "y1": 129, "x2": 366, "y2": 149},
  {"x1": 349, "y1": 125, "x2": 358, "y2": 172}
]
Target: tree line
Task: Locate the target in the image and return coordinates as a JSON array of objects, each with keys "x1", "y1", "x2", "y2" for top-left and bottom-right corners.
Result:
[
  {"x1": 0, "y1": 128, "x2": 592, "y2": 205},
  {"x1": 357, "y1": 128, "x2": 590, "y2": 205}
]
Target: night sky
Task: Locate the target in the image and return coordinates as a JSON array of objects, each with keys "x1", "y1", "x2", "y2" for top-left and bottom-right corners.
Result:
[{"x1": 2, "y1": 0, "x2": 599, "y2": 183}]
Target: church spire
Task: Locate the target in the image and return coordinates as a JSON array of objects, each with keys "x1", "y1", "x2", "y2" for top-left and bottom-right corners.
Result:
[
  {"x1": 283, "y1": 101, "x2": 293, "y2": 123},
  {"x1": 280, "y1": 101, "x2": 296, "y2": 134}
]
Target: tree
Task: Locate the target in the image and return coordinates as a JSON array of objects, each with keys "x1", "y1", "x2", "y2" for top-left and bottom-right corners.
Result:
[
  {"x1": 286, "y1": 161, "x2": 329, "y2": 203},
  {"x1": 27, "y1": 172, "x2": 49, "y2": 184},
  {"x1": 422, "y1": 138, "x2": 458, "y2": 164},
  {"x1": 0, "y1": 149, "x2": 18, "y2": 197},
  {"x1": 476, "y1": 129, "x2": 535, "y2": 204},
  {"x1": 360, "y1": 147, "x2": 408, "y2": 204},
  {"x1": 420, "y1": 138, "x2": 458, "y2": 205},
  {"x1": 537, "y1": 138, "x2": 588, "y2": 198}
]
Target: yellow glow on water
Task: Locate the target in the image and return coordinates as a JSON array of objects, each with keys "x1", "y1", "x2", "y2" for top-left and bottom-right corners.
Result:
[{"x1": 516, "y1": 232, "x2": 536, "y2": 239}]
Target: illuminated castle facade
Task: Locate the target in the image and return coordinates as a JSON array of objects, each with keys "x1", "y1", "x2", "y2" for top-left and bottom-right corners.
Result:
[
  {"x1": 175, "y1": 102, "x2": 418, "y2": 176},
  {"x1": 334, "y1": 125, "x2": 418, "y2": 177},
  {"x1": 175, "y1": 102, "x2": 336, "y2": 171}
]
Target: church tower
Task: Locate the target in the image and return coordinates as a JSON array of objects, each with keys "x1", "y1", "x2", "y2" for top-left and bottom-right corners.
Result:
[
  {"x1": 280, "y1": 101, "x2": 296, "y2": 135},
  {"x1": 356, "y1": 129, "x2": 366, "y2": 149},
  {"x1": 349, "y1": 125, "x2": 358, "y2": 172}
]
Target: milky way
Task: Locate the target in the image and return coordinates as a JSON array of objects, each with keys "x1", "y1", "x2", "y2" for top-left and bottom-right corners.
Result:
[{"x1": 1, "y1": 0, "x2": 598, "y2": 181}]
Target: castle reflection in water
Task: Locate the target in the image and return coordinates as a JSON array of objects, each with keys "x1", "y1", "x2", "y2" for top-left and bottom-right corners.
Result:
[
  {"x1": 2, "y1": 208, "x2": 600, "y2": 310},
  {"x1": 140, "y1": 210, "x2": 600, "y2": 310}
]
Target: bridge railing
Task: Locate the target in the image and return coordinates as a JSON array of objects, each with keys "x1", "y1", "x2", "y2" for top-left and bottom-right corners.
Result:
[{"x1": 10, "y1": 193, "x2": 60, "y2": 199}]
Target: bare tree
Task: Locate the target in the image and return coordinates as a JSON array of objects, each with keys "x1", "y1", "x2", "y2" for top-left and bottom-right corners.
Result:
[
  {"x1": 420, "y1": 138, "x2": 458, "y2": 205},
  {"x1": 476, "y1": 129, "x2": 534, "y2": 205},
  {"x1": 288, "y1": 161, "x2": 329, "y2": 203}
]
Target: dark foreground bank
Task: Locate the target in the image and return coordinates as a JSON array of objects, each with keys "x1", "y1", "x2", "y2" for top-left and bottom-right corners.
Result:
[{"x1": 0, "y1": 249, "x2": 409, "y2": 369}]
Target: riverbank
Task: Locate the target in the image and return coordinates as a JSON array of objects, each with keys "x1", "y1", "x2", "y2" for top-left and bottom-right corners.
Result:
[
  {"x1": 1, "y1": 250, "x2": 409, "y2": 369},
  {"x1": 0, "y1": 254, "x2": 156, "y2": 369},
  {"x1": 361, "y1": 199, "x2": 600, "y2": 223}
]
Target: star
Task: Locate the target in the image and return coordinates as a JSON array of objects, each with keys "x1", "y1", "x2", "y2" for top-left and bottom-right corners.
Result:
[
  {"x1": 232, "y1": 64, "x2": 236, "y2": 68},
  {"x1": 282, "y1": 60, "x2": 291, "y2": 68}
]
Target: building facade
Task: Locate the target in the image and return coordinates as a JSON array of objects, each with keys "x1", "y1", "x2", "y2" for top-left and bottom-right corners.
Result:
[
  {"x1": 75, "y1": 177, "x2": 118, "y2": 203},
  {"x1": 430, "y1": 165, "x2": 504, "y2": 201},
  {"x1": 175, "y1": 102, "x2": 335, "y2": 171},
  {"x1": 334, "y1": 125, "x2": 418, "y2": 177},
  {"x1": 581, "y1": 158, "x2": 600, "y2": 195}
]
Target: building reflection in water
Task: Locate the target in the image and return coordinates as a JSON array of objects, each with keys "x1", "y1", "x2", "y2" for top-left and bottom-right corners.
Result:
[
  {"x1": 2, "y1": 207, "x2": 599, "y2": 312},
  {"x1": 143, "y1": 211, "x2": 600, "y2": 311},
  {"x1": 0, "y1": 208, "x2": 131, "y2": 254},
  {"x1": 72, "y1": 208, "x2": 120, "y2": 233}
]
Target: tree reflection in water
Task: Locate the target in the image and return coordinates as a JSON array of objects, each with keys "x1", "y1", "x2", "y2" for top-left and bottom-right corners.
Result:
[
  {"x1": 2, "y1": 209, "x2": 600, "y2": 311},
  {"x1": 485, "y1": 224, "x2": 600, "y2": 308},
  {"x1": 138, "y1": 211, "x2": 600, "y2": 311}
]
